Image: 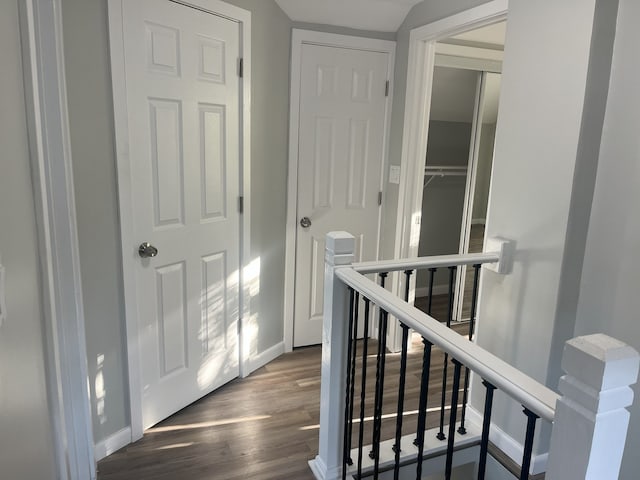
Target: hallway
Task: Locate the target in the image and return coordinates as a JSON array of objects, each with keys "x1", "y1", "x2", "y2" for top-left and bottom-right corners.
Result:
[
  {"x1": 97, "y1": 320, "x2": 464, "y2": 479},
  {"x1": 98, "y1": 346, "x2": 321, "y2": 480}
]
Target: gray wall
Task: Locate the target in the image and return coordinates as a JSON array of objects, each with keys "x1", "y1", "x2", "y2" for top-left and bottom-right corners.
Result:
[
  {"x1": 473, "y1": 0, "x2": 619, "y2": 458},
  {"x1": 380, "y1": 0, "x2": 494, "y2": 261},
  {"x1": 224, "y1": 0, "x2": 292, "y2": 353},
  {"x1": 0, "y1": 1, "x2": 58, "y2": 477},
  {"x1": 61, "y1": 0, "x2": 292, "y2": 444},
  {"x1": 376, "y1": 0, "x2": 621, "y2": 463},
  {"x1": 573, "y1": 0, "x2": 640, "y2": 477},
  {"x1": 61, "y1": 0, "x2": 129, "y2": 443}
]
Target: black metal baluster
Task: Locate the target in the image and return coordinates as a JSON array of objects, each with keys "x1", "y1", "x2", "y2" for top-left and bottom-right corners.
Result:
[
  {"x1": 346, "y1": 293, "x2": 360, "y2": 469},
  {"x1": 403, "y1": 269, "x2": 413, "y2": 302},
  {"x1": 477, "y1": 381, "x2": 496, "y2": 480},
  {"x1": 437, "y1": 266, "x2": 457, "y2": 441},
  {"x1": 413, "y1": 338, "x2": 432, "y2": 480},
  {"x1": 446, "y1": 266, "x2": 456, "y2": 329},
  {"x1": 458, "y1": 264, "x2": 482, "y2": 435},
  {"x1": 390, "y1": 270, "x2": 413, "y2": 478},
  {"x1": 445, "y1": 359, "x2": 463, "y2": 480},
  {"x1": 370, "y1": 273, "x2": 388, "y2": 462},
  {"x1": 447, "y1": 265, "x2": 458, "y2": 328},
  {"x1": 356, "y1": 298, "x2": 371, "y2": 479},
  {"x1": 427, "y1": 268, "x2": 436, "y2": 315},
  {"x1": 389, "y1": 269, "x2": 415, "y2": 479},
  {"x1": 393, "y1": 322, "x2": 409, "y2": 479},
  {"x1": 372, "y1": 310, "x2": 389, "y2": 479},
  {"x1": 369, "y1": 272, "x2": 388, "y2": 477},
  {"x1": 520, "y1": 408, "x2": 539, "y2": 480},
  {"x1": 342, "y1": 288, "x2": 356, "y2": 480},
  {"x1": 469, "y1": 264, "x2": 481, "y2": 338},
  {"x1": 458, "y1": 368, "x2": 470, "y2": 435}
]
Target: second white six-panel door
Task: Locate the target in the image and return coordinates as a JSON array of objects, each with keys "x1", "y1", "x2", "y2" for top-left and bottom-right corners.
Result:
[{"x1": 294, "y1": 43, "x2": 389, "y2": 347}]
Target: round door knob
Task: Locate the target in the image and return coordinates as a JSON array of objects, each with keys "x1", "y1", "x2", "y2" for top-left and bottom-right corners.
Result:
[
  {"x1": 300, "y1": 217, "x2": 312, "y2": 228},
  {"x1": 138, "y1": 242, "x2": 158, "y2": 258}
]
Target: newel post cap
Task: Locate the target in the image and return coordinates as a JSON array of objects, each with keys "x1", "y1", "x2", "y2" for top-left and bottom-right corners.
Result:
[
  {"x1": 325, "y1": 231, "x2": 355, "y2": 266},
  {"x1": 562, "y1": 334, "x2": 640, "y2": 391}
]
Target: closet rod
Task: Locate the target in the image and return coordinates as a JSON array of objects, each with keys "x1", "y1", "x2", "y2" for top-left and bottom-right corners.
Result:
[{"x1": 424, "y1": 165, "x2": 468, "y2": 188}]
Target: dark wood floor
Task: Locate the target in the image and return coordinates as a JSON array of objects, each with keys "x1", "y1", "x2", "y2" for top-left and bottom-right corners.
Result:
[{"x1": 97, "y1": 323, "x2": 469, "y2": 480}]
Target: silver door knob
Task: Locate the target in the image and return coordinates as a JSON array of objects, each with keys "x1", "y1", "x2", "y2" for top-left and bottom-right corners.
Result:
[
  {"x1": 138, "y1": 242, "x2": 158, "y2": 258},
  {"x1": 300, "y1": 217, "x2": 312, "y2": 228}
]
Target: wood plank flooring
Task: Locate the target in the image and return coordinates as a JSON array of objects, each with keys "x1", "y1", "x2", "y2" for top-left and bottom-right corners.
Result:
[{"x1": 97, "y1": 324, "x2": 469, "y2": 480}]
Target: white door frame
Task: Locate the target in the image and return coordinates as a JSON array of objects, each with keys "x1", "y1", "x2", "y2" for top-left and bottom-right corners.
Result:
[
  {"x1": 19, "y1": 0, "x2": 96, "y2": 478},
  {"x1": 107, "y1": 0, "x2": 252, "y2": 442},
  {"x1": 283, "y1": 29, "x2": 396, "y2": 352},
  {"x1": 391, "y1": 0, "x2": 507, "y2": 346}
]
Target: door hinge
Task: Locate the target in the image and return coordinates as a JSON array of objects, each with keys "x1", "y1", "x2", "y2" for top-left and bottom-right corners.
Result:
[
  {"x1": 378, "y1": 191, "x2": 383, "y2": 206},
  {"x1": 385, "y1": 80, "x2": 390, "y2": 97},
  {"x1": 238, "y1": 195, "x2": 244, "y2": 214},
  {"x1": 238, "y1": 58, "x2": 244, "y2": 78}
]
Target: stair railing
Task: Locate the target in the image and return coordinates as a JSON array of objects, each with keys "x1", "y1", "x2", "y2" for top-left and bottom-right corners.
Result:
[{"x1": 309, "y1": 231, "x2": 640, "y2": 480}]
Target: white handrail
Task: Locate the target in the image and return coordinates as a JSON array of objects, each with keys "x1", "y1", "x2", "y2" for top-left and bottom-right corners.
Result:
[
  {"x1": 353, "y1": 252, "x2": 499, "y2": 274},
  {"x1": 335, "y1": 267, "x2": 559, "y2": 422}
]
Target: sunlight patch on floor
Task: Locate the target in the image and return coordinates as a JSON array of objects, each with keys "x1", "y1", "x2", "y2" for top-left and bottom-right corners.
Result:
[
  {"x1": 298, "y1": 405, "x2": 454, "y2": 431},
  {"x1": 147, "y1": 414, "x2": 271, "y2": 433},
  {"x1": 156, "y1": 442, "x2": 195, "y2": 451}
]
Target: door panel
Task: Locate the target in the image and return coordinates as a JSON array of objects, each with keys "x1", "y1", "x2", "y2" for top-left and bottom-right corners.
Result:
[
  {"x1": 122, "y1": 0, "x2": 241, "y2": 428},
  {"x1": 293, "y1": 44, "x2": 389, "y2": 347}
]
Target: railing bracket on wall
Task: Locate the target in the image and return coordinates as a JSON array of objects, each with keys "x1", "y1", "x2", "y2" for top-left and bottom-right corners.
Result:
[{"x1": 484, "y1": 236, "x2": 515, "y2": 274}]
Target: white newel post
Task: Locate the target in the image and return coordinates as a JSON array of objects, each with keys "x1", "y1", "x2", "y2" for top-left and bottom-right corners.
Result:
[
  {"x1": 309, "y1": 232, "x2": 356, "y2": 480},
  {"x1": 547, "y1": 334, "x2": 640, "y2": 479}
]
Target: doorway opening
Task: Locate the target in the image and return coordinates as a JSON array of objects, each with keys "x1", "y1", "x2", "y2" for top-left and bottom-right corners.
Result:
[
  {"x1": 387, "y1": 9, "x2": 508, "y2": 353},
  {"x1": 414, "y1": 20, "x2": 505, "y2": 325}
]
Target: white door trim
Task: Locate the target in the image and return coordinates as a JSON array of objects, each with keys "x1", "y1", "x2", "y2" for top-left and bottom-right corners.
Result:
[
  {"x1": 19, "y1": 0, "x2": 96, "y2": 478},
  {"x1": 391, "y1": 0, "x2": 507, "y2": 343},
  {"x1": 284, "y1": 29, "x2": 396, "y2": 352},
  {"x1": 107, "y1": 0, "x2": 252, "y2": 442}
]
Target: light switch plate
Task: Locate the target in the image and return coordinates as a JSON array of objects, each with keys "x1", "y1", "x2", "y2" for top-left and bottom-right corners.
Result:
[{"x1": 389, "y1": 165, "x2": 401, "y2": 184}]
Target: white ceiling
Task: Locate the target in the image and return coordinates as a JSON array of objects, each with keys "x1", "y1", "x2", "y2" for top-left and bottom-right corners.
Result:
[{"x1": 274, "y1": 0, "x2": 423, "y2": 32}]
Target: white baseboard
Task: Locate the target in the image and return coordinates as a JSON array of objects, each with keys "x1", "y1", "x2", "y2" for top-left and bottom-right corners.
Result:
[
  {"x1": 415, "y1": 284, "x2": 450, "y2": 298},
  {"x1": 466, "y1": 406, "x2": 548, "y2": 475},
  {"x1": 245, "y1": 341, "x2": 285, "y2": 376},
  {"x1": 94, "y1": 426, "x2": 131, "y2": 461}
]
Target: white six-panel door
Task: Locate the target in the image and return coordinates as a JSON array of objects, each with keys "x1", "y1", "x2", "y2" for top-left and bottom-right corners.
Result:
[
  {"x1": 121, "y1": 0, "x2": 241, "y2": 428},
  {"x1": 293, "y1": 44, "x2": 390, "y2": 347}
]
